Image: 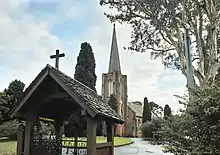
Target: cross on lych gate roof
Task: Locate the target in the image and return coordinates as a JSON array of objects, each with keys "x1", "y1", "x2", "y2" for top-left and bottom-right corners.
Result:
[{"x1": 50, "y1": 49, "x2": 65, "y2": 70}]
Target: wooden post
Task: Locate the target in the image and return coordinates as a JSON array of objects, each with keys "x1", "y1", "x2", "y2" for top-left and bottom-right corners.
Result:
[
  {"x1": 106, "y1": 121, "x2": 114, "y2": 155},
  {"x1": 17, "y1": 124, "x2": 25, "y2": 155},
  {"x1": 55, "y1": 120, "x2": 63, "y2": 139},
  {"x1": 55, "y1": 120, "x2": 64, "y2": 155},
  {"x1": 24, "y1": 119, "x2": 34, "y2": 155},
  {"x1": 87, "y1": 117, "x2": 97, "y2": 155}
]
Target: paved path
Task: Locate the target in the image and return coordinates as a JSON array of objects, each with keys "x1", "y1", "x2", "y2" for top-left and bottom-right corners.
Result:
[{"x1": 115, "y1": 138, "x2": 173, "y2": 155}]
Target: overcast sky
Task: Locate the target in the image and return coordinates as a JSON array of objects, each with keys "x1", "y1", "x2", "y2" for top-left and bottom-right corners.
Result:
[{"x1": 0, "y1": 0, "x2": 186, "y2": 112}]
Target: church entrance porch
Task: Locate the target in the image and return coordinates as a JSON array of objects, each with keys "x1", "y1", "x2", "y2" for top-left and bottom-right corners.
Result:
[{"x1": 11, "y1": 64, "x2": 124, "y2": 155}]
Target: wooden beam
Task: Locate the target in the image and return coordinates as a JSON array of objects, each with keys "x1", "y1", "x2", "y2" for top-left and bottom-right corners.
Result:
[
  {"x1": 23, "y1": 119, "x2": 34, "y2": 155},
  {"x1": 17, "y1": 124, "x2": 25, "y2": 155},
  {"x1": 87, "y1": 116, "x2": 97, "y2": 155},
  {"x1": 49, "y1": 70, "x2": 96, "y2": 118},
  {"x1": 40, "y1": 92, "x2": 70, "y2": 104},
  {"x1": 106, "y1": 121, "x2": 114, "y2": 155}
]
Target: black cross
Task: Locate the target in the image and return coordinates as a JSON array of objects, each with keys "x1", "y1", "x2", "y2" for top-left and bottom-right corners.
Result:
[{"x1": 50, "y1": 49, "x2": 65, "y2": 70}]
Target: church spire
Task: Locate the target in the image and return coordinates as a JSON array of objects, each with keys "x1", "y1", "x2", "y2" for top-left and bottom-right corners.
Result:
[{"x1": 108, "y1": 24, "x2": 121, "y2": 73}]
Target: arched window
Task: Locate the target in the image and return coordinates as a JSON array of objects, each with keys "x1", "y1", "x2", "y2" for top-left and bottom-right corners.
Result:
[{"x1": 108, "y1": 79, "x2": 113, "y2": 96}]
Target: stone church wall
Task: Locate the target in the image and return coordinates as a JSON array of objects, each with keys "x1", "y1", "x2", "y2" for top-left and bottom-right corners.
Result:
[{"x1": 127, "y1": 107, "x2": 136, "y2": 137}]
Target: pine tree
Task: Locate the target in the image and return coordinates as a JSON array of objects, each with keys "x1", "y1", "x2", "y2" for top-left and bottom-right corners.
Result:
[
  {"x1": 142, "y1": 97, "x2": 151, "y2": 123},
  {"x1": 74, "y1": 42, "x2": 97, "y2": 91},
  {"x1": 164, "y1": 104, "x2": 171, "y2": 120}
]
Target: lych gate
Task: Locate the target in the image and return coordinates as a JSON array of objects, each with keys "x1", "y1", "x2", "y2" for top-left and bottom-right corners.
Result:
[{"x1": 11, "y1": 64, "x2": 123, "y2": 155}]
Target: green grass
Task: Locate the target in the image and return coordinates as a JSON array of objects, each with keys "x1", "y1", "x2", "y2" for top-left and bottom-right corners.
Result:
[
  {"x1": 0, "y1": 136, "x2": 132, "y2": 154},
  {"x1": 0, "y1": 140, "x2": 16, "y2": 155},
  {"x1": 62, "y1": 136, "x2": 132, "y2": 147},
  {"x1": 112, "y1": 137, "x2": 133, "y2": 146}
]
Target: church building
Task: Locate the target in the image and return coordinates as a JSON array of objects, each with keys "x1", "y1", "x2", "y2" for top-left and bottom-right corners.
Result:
[{"x1": 102, "y1": 25, "x2": 143, "y2": 137}]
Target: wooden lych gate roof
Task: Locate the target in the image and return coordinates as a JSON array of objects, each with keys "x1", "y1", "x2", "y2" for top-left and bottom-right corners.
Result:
[{"x1": 11, "y1": 64, "x2": 123, "y2": 124}]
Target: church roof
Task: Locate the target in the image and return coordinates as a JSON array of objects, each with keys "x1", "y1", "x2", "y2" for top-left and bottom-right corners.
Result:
[
  {"x1": 108, "y1": 24, "x2": 121, "y2": 73},
  {"x1": 11, "y1": 64, "x2": 124, "y2": 124},
  {"x1": 128, "y1": 102, "x2": 160, "y2": 120},
  {"x1": 128, "y1": 102, "x2": 143, "y2": 117}
]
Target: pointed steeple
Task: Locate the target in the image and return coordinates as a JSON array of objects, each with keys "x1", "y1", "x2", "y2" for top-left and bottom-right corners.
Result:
[{"x1": 108, "y1": 24, "x2": 121, "y2": 73}]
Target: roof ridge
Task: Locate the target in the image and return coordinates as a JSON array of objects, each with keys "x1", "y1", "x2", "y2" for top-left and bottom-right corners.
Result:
[
  {"x1": 48, "y1": 65, "x2": 97, "y2": 93},
  {"x1": 11, "y1": 64, "x2": 123, "y2": 123},
  {"x1": 10, "y1": 65, "x2": 50, "y2": 117},
  {"x1": 47, "y1": 65, "x2": 122, "y2": 120}
]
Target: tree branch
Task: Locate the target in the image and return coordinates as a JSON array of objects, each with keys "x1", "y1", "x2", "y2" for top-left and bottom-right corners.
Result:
[
  {"x1": 208, "y1": 61, "x2": 220, "y2": 80},
  {"x1": 193, "y1": 67, "x2": 205, "y2": 84},
  {"x1": 125, "y1": 2, "x2": 152, "y2": 20},
  {"x1": 192, "y1": 57, "x2": 200, "y2": 62},
  {"x1": 146, "y1": 47, "x2": 175, "y2": 52},
  {"x1": 159, "y1": 30, "x2": 173, "y2": 46}
]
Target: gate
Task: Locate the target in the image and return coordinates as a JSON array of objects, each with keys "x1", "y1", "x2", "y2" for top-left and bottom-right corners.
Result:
[
  {"x1": 32, "y1": 136, "x2": 87, "y2": 155},
  {"x1": 32, "y1": 111, "x2": 87, "y2": 155}
]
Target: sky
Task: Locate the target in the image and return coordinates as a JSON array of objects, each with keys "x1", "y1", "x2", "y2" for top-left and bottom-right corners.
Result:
[{"x1": 0, "y1": 0, "x2": 186, "y2": 112}]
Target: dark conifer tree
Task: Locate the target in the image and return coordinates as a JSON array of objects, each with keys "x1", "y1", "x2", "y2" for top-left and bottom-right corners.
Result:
[
  {"x1": 164, "y1": 104, "x2": 171, "y2": 120},
  {"x1": 74, "y1": 42, "x2": 97, "y2": 91},
  {"x1": 142, "y1": 97, "x2": 151, "y2": 123}
]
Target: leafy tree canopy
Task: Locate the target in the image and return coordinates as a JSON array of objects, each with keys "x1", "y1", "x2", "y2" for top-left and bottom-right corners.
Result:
[
  {"x1": 157, "y1": 86, "x2": 220, "y2": 154},
  {"x1": 100, "y1": 0, "x2": 220, "y2": 86},
  {"x1": 74, "y1": 42, "x2": 97, "y2": 91},
  {"x1": 0, "y1": 79, "x2": 25, "y2": 124}
]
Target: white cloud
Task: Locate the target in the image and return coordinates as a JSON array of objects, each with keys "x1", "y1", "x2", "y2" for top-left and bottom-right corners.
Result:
[
  {"x1": 0, "y1": 0, "x2": 68, "y2": 89},
  {"x1": 0, "y1": 1, "x2": 186, "y2": 113}
]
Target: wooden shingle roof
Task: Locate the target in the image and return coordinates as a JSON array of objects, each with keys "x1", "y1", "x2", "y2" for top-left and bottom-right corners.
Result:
[{"x1": 11, "y1": 64, "x2": 123, "y2": 124}]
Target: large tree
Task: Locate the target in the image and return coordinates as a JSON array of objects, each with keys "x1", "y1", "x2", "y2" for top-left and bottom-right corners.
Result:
[
  {"x1": 100, "y1": 0, "x2": 220, "y2": 86},
  {"x1": 0, "y1": 79, "x2": 25, "y2": 124},
  {"x1": 142, "y1": 97, "x2": 151, "y2": 123},
  {"x1": 74, "y1": 42, "x2": 97, "y2": 91}
]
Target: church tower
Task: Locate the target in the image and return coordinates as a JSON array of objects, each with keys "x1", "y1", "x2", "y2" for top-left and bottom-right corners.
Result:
[{"x1": 102, "y1": 24, "x2": 128, "y2": 137}]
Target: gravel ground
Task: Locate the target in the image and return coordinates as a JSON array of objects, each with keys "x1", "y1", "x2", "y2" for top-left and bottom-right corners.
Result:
[{"x1": 115, "y1": 138, "x2": 173, "y2": 155}]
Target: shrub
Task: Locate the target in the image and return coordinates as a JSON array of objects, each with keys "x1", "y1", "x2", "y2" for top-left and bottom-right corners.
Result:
[
  {"x1": 141, "y1": 121, "x2": 153, "y2": 138},
  {"x1": 141, "y1": 118, "x2": 163, "y2": 139},
  {"x1": 157, "y1": 86, "x2": 220, "y2": 154},
  {"x1": 0, "y1": 120, "x2": 21, "y2": 140}
]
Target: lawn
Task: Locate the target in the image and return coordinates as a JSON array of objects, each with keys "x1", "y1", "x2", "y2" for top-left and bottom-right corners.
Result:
[
  {"x1": 0, "y1": 140, "x2": 16, "y2": 155},
  {"x1": 0, "y1": 136, "x2": 132, "y2": 154}
]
